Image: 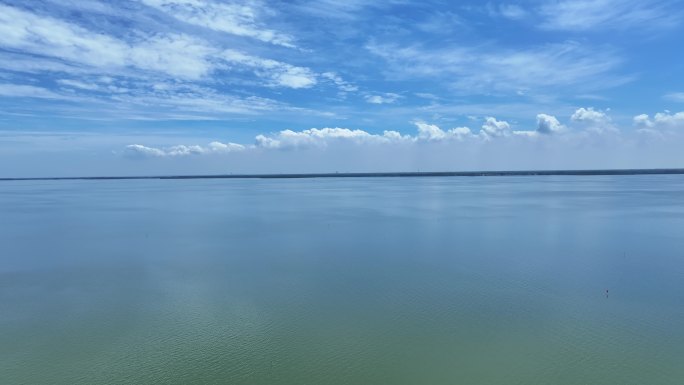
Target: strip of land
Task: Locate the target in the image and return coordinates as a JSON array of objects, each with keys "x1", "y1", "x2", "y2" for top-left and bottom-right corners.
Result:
[{"x1": 2, "y1": 168, "x2": 684, "y2": 181}]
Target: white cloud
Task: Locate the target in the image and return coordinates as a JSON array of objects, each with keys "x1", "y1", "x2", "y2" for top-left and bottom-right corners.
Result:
[
  {"x1": 365, "y1": 93, "x2": 401, "y2": 104},
  {"x1": 481, "y1": 117, "x2": 512, "y2": 138},
  {"x1": 140, "y1": 0, "x2": 296, "y2": 47},
  {"x1": 124, "y1": 144, "x2": 167, "y2": 157},
  {"x1": 119, "y1": 110, "x2": 684, "y2": 173},
  {"x1": 270, "y1": 67, "x2": 317, "y2": 89},
  {"x1": 221, "y1": 49, "x2": 317, "y2": 88},
  {"x1": 124, "y1": 141, "x2": 245, "y2": 157},
  {"x1": 128, "y1": 34, "x2": 218, "y2": 79},
  {"x1": 0, "y1": 5, "x2": 212, "y2": 80},
  {"x1": 381, "y1": 130, "x2": 410, "y2": 141},
  {"x1": 634, "y1": 111, "x2": 684, "y2": 129},
  {"x1": 537, "y1": 0, "x2": 680, "y2": 31},
  {"x1": 0, "y1": 4, "x2": 317, "y2": 89},
  {"x1": 415, "y1": 122, "x2": 447, "y2": 141},
  {"x1": 254, "y1": 127, "x2": 404, "y2": 149},
  {"x1": 207, "y1": 141, "x2": 247, "y2": 152},
  {"x1": 571, "y1": 107, "x2": 610, "y2": 123},
  {"x1": 415, "y1": 122, "x2": 473, "y2": 141},
  {"x1": 536, "y1": 113, "x2": 565, "y2": 134},
  {"x1": 633, "y1": 114, "x2": 653, "y2": 128},
  {"x1": 0, "y1": 5, "x2": 126, "y2": 67},
  {"x1": 256, "y1": 123, "x2": 475, "y2": 150},
  {"x1": 0, "y1": 3, "x2": 332, "y2": 120},
  {"x1": 248, "y1": 118, "x2": 532, "y2": 151},
  {"x1": 571, "y1": 107, "x2": 617, "y2": 133}
]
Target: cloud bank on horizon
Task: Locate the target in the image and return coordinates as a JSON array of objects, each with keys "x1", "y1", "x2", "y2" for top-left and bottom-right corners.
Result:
[
  {"x1": 126, "y1": 108, "x2": 684, "y2": 156},
  {"x1": 0, "y1": 0, "x2": 684, "y2": 175}
]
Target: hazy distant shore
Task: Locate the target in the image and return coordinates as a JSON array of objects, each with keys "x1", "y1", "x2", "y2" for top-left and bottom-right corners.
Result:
[{"x1": 2, "y1": 168, "x2": 684, "y2": 181}]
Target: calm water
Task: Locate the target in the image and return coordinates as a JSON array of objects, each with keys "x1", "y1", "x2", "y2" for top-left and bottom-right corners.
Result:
[{"x1": 1, "y1": 176, "x2": 684, "y2": 384}]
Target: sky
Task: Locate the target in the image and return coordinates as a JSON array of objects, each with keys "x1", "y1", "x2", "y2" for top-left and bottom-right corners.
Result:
[{"x1": 1, "y1": 0, "x2": 684, "y2": 176}]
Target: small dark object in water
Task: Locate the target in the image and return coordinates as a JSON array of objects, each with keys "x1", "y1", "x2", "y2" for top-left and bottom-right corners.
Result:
[{"x1": 606, "y1": 289, "x2": 609, "y2": 298}]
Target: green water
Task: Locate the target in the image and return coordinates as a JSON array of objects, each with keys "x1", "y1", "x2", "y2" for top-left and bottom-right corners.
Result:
[{"x1": 1, "y1": 176, "x2": 683, "y2": 384}]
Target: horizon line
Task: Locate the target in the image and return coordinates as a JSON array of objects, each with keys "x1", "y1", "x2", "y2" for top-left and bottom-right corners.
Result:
[{"x1": 2, "y1": 168, "x2": 684, "y2": 182}]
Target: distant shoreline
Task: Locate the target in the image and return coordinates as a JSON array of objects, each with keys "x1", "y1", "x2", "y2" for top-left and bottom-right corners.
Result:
[{"x1": 2, "y1": 168, "x2": 684, "y2": 181}]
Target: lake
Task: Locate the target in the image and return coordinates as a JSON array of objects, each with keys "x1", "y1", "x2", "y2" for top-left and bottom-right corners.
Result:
[{"x1": 1, "y1": 176, "x2": 683, "y2": 384}]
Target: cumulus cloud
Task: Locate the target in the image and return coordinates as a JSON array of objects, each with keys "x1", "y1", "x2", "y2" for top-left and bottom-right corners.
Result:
[
  {"x1": 481, "y1": 117, "x2": 512, "y2": 138},
  {"x1": 634, "y1": 111, "x2": 684, "y2": 129},
  {"x1": 128, "y1": 108, "x2": 639, "y2": 156},
  {"x1": 633, "y1": 114, "x2": 652, "y2": 128},
  {"x1": 571, "y1": 107, "x2": 610, "y2": 124},
  {"x1": 416, "y1": 122, "x2": 447, "y2": 141},
  {"x1": 570, "y1": 107, "x2": 617, "y2": 133},
  {"x1": 415, "y1": 122, "x2": 473, "y2": 141},
  {"x1": 124, "y1": 144, "x2": 167, "y2": 158},
  {"x1": 254, "y1": 127, "x2": 405, "y2": 149},
  {"x1": 124, "y1": 141, "x2": 245, "y2": 157},
  {"x1": 536, "y1": 113, "x2": 565, "y2": 134},
  {"x1": 113, "y1": 108, "x2": 684, "y2": 174}
]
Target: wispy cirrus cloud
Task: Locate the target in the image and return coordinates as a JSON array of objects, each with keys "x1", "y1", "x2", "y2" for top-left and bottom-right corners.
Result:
[
  {"x1": 0, "y1": 84, "x2": 65, "y2": 99},
  {"x1": 0, "y1": 4, "x2": 316, "y2": 85},
  {"x1": 489, "y1": 3, "x2": 529, "y2": 20},
  {"x1": 292, "y1": 0, "x2": 408, "y2": 20},
  {"x1": 0, "y1": 2, "x2": 342, "y2": 118},
  {"x1": 664, "y1": 92, "x2": 684, "y2": 103},
  {"x1": 537, "y1": 0, "x2": 681, "y2": 32},
  {"x1": 1, "y1": 77, "x2": 295, "y2": 119},
  {"x1": 321, "y1": 72, "x2": 358, "y2": 93},
  {"x1": 221, "y1": 49, "x2": 317, "y2": 89},
  {"x1": 140, "y1": 0, "x2": 297, "y2": 47},
  {"x1": 367, "y1": 40, "x2": 628, "y2": 94}
]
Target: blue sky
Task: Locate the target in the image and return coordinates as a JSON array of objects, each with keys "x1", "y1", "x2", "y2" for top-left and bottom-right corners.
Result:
[{"x1": 1, "y1": 0, "x2": 684, "y2": 176}]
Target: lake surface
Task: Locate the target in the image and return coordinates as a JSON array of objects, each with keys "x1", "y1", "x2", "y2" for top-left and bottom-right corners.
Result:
[{"x1": 1, "y1": 176, "x2": 684, "y2": 384}]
